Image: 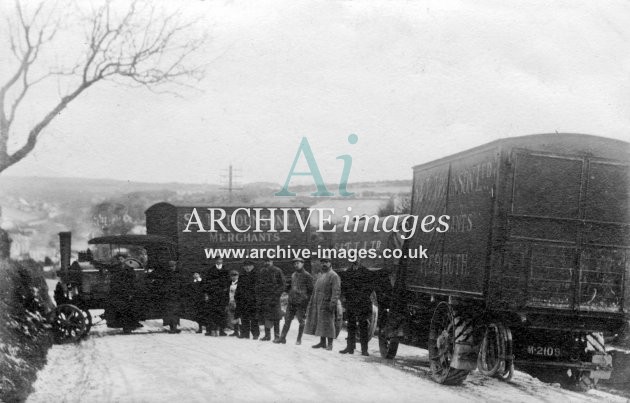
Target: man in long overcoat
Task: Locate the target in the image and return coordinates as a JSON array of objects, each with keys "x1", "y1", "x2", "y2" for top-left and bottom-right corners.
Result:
[
  {"x1": 305, "y1": 257, "x2": 341, "y2": 351},
  {"x1": 203, "y1": 258, "x2": 231, "y2": 336},
  {"x1": 106, "y1": 255, "x2": 140, "y2": 334},
  {"x1": 255, "y1": 258, "x2": 285, "y2": 341},
  {"x1": 158, "y1": 260, "x2": 182, "y2": 333},
  {"x1": 339, "y1": 260, "x2": 378, "y2": 355},
  {"x1": 235, "y1": 260, "x2": 259, "y2": 339}
]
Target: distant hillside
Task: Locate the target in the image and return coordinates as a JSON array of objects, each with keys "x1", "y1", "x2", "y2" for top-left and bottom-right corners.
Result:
[
  {"x1": 0, "y1": 176, "x2": 222, "y2": 203},
  {"x1": 0, "y1": 176, "x2": 410, "y2": 262},
  {"x1": 0, "y1": 176, "x2": 410, "y2": 204}
]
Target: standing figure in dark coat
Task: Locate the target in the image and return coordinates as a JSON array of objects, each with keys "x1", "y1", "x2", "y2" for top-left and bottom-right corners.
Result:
[
  {"x1": 255, "y1": 258, "x2": 285, "y2": 341},
  {"x1": 305, "y1": 258, "x2": 341, "y2": 351},
  {"x1": 274, "y1": 257, "x2": 313, "y2": 345},
  {"x1": 189, "y1": 272, "x2": 206, "y2": 333},
  {"x1": 203, "y1": 258, "x2": 231, "y2": 336},
  {"x1": 235, "y1": 260, "x2": 259, "y2": 339},
  {"x1": 339, "y1": 260, "x2": 378, "y2": 356},
  {"x1": 106, "y1": 255, "x2": 140, "y2": 334},
  {"x1": 54, "y1": 281, "x2": 69, "y2": 306},
  {"x1": 158, "y1": 260, "x2": 181, "y2": 333}
]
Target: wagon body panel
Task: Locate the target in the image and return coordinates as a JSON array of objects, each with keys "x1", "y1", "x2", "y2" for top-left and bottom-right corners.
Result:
[
  {"x1": 403, "y1": 133, "x2": 629, "y2": 323},
  {"x1": 145, "y1": 203, "x2": 314, "y2": 276},
  {"x1": 408, "y1": 146, "x2": 498, "y2": 298}
]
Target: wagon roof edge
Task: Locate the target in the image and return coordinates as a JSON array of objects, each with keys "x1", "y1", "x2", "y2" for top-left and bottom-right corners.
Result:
[
  {"x1": 88, "y1": 234, "x2": 177, "y2": 247},
  {"x1": 411, "y1": 132, "x2": 629, "y2": 171}
]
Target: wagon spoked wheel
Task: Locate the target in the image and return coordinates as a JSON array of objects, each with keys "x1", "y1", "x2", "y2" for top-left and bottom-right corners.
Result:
[
  {"x1": 428, "y1": 302, "x2": 470, "y2": 385},
  {"x1": 52, "y1": 304, "x2": 87, "y2": 343},
  {"x1": 81, "y1": 309, "x2": 93, "y2": 336},
  {"x1": 477, "y1": 323, "x2": 514, "y2": 381}
]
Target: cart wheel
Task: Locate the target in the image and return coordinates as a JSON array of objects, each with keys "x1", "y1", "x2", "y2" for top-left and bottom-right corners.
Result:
[
  {"x1": 366, "y1": 304, "x2": 379, "y2": 342},
  {"x1": 428, "y1": 302, "x2": 470, "y2": 385},
  {"x1": 52, "y1": 304, "x2": 87, "y2": 343},
  {"x1": 81, "y1": 309, "x2": 93, "y2": 336}
]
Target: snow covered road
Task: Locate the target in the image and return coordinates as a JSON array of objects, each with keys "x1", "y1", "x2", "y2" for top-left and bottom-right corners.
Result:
[{"x1": 27, "y1": 316, "x2": 627, "y2": 403}]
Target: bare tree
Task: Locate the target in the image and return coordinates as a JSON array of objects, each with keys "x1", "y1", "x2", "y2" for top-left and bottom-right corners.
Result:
[{"x1": 0, "y1": 0, "x2": 206, "y2": 173}]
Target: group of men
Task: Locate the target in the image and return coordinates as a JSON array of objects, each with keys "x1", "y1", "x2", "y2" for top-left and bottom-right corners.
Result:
[
  {"x1": 194, "y1": 256, "x2": 382, "y2": 356},
  {"x1": 104, "y1": 254, "x2": 383, "y2": 355}
]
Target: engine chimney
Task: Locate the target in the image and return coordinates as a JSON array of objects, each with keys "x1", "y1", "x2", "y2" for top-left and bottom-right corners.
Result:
[{"x1": 59, "y1": 232, "x2": 71, "y2": 272}]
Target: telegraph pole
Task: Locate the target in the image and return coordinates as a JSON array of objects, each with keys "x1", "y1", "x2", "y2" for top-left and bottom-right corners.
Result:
[{"x1": 220, "y1": 164, "x2": 242, "y2": 203}]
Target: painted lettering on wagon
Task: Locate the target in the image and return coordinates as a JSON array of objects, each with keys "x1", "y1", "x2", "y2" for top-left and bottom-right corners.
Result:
[
  {"x1": 418, "y1": 253, "x2": 469, "y2": 277},
  {"x1": 207, "y1": 232, "x2": 282, "y2": 243},
  {"x1": 333, "y1": 240, "x2": 382, "y2": 251},
  {"x1": 450, "y1": 160, "x2": 496, "y2": 196},
  {"x1": 449, "y1": 213, "x2": 474, "y2": 233},
  {"x1": 413, "y1": 174, "x2": 448, "y2": 204},
  {"x1": 413, "y1": 159, "x2": 496, "y2": 207}
]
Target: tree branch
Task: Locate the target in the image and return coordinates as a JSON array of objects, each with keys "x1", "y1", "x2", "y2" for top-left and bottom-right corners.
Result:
[
  {"x1": 1, "y1": 81, "x2": 93, "y2": 172},
  {"x1": 0, "y1": 0, "x2": 207, "y2": 174}
]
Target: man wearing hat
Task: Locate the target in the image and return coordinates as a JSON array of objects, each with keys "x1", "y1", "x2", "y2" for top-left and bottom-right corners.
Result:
[
  {"x1": 235, "y1": 260, "x2": 259, "y2": 339},
  {"x1": 203, "y1": 258, "x2": 230, "y2": 336},
  {"x1": 274, "y1": 257, "x2": 313, "y2": 345},
  {"x1": 304, "y1": 257, "x2": 341, "y2": 351},
  {"x1": 255, "y1": 258, "x2": 286, "y2": 341},
  {"x1": 339, "y1": 259, "x2": 379, "y2": 356}
]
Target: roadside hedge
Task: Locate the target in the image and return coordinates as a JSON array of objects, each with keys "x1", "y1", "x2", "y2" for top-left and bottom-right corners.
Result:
[{"x1": 0, "y1": 259, "x2": 54, "y2": 403}]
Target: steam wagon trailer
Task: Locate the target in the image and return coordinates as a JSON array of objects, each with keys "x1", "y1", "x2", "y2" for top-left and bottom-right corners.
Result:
[{"x1": 379, "y1": 133, "x2": 629, "y2": 390}]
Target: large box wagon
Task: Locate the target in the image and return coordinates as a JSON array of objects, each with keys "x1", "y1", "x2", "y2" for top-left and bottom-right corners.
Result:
[{"x1": 380, "y1": 133, "x2": 629, "y2": 389}]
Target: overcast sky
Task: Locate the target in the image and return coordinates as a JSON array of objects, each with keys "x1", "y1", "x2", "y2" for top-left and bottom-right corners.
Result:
[{"x1": 2, "y1": 0, "x2": 629, "y2": 186}]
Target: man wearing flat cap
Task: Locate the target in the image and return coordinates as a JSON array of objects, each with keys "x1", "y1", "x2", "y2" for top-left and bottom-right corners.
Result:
[
  {"x1": 305, "y1": 257, "x2": 341, "y2": 351},
  {"x1": 274, "y1": 257, "x2": 313, "y2": 345}
]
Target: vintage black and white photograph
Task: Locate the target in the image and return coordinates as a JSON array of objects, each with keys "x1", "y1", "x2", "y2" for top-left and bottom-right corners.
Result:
[{"x1": 0, "y1": 0, "x2": 629, "y2": 402}]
